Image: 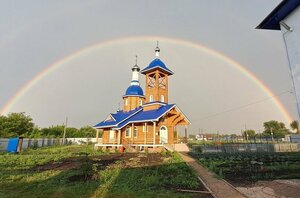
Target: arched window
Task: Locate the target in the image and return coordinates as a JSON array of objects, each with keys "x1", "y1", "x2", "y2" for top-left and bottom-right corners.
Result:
[
  {"x1": 149, "y1": 95, "x2": 153, "y2": 102},
  {"x1": 133, "y1": 126, "x2": 138, "y2": 138},
  {"x1": 139, "y1": 99, "x2": 143, "y2": 106},
  {"x1": 161, "y1": 95, "x2": 164, "y2": 102},
  {"x1": 125, "y1": 99, "x2": 128, "y2": 106},
  {"x1": 160, "y1": 126, "x2": 167, "y2": 131}
]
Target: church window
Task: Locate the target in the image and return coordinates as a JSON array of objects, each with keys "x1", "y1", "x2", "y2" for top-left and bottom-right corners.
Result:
[
  {"x1": 125, "y1": 99, "x2": 128, "y2": 106},
  {"x1": 109, "y1": 130, "x2": 115, "y2": 140},
  {"x1": 133, "y1": 126, "x2": 138, "y2": 138},
  {"x1": 150, "y1": 95, "x2": 153, "y2": 102},
  {"x1": 139, "y1": 99, "x2": 142, "y2": 106},
  {"x1": 161, "y1": 95, "x2": 164, "y2": 102},
  {"x1": 125, "y1": 127, "x2": 131, "y2": 138}
]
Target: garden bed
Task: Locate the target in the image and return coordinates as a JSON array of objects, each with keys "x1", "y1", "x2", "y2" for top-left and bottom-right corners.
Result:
[
  {"x1": 190, "y1": 151, "x2": 300, "y2": 185},
  {"x1": 0, "y1": 145, "x2": 211, "y2": 197}
]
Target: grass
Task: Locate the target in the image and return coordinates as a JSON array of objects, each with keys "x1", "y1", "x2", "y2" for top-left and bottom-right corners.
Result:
[{"x1": 0, "y1": 145, "x2": 205, "y2": 198}]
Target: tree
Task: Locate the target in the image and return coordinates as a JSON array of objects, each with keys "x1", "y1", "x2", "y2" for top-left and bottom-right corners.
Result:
[
  {"x1": 263, "y1": 120, "x2": 289, "y2": 138},
  {"x1": 65, "y1": 127, "x2": 79, "y2": 138},
  {"x1": 0, "y1": 115, "x2": 6, "y2": 137},
  {"x1": 244, "y1": 130, "x2": 256, "y2": 138},
  {"x1": 0, "y1": 112, "x2": 34, "y2": 137},
  {"x1": 79, "y1": 126, "x2": 97, "y2": 138},
  {"x1": 290, "y1": 120, "x2": 299, "y2": 134},
  {"x1": 40, "y1": 125, "x2": 64, "y2": 137}
]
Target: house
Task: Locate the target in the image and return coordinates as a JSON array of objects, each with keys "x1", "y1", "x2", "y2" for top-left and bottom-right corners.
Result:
[
  {"x1": 257, "y1": 0, "x2": 300, "y2": 120},
  {"x1": 93, "y1": 45, "x2": 190, "y2": 151}
]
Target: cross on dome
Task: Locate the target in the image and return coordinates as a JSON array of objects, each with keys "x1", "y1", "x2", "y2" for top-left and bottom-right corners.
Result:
[{"x1": 155, "y1": 41, "x2": 160, "y2": 57}]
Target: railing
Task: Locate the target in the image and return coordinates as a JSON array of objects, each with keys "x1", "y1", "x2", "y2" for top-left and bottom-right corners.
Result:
[
  {"x1": 102, "y1": 139, "x2": 118, "y2": 144},
  {"x1": 121, "y1": 138, "x2": 156, "y2": 145}
]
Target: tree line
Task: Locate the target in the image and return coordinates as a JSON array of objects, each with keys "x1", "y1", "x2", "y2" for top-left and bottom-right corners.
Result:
[
  {"x1": 243, "y1": 120, "x2": 299, "y2": 139},
  {"x1": 0, "y1": 112, "x2": 101, "y2": 138}
]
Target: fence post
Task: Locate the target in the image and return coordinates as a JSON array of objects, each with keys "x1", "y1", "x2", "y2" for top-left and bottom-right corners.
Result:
[{"x1": 27, "y1": 139, "x2": 31, "y2": 149}]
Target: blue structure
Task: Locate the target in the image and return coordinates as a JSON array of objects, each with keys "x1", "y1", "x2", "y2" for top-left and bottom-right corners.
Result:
[
  {"x1": 256, "y1": 0, "x2": 300, "y2": 30},
  {"x1": 141, "y1": 58, "x2": 174, "y2": 75},
  {"x1": 124, "y1": 85, "x2": 144, "y2": 97},
  {"x1": 6, "y1": 137, "x2": 19, "y2": 153},
  {"x1": 94, "y1": 104, "x2": 176, "y2": 129}
]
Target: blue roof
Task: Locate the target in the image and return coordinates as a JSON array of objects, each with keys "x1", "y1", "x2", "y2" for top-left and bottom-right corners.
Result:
[
  {"x1": 115, "y1": 104, "x2": 175, "y2": 129},
  {"x1": 141, "y1": 58, "x2": 173, "y2": 75},
  {"x1": 124, "y1": 85, "x2": 144, "y2": 97},
  {"x1": 257, "y1": 0, "x2": 300, "y2": 30},
  {"x1": 94, "y1": 104, "x2": 176, "y2": 129},
  {"x1": 94, "y1": 108, "x2": 142, "y2": 128}
]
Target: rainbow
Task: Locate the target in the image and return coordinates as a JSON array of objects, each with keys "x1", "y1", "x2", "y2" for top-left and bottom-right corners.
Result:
[{"x1": 0, "y1": 35, "x2": 293, "y2": 123}]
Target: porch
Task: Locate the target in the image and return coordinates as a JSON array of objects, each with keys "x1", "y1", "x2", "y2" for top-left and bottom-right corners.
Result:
[{"x1": 94, "y1": 137, "x2": 166, "y2": 152}]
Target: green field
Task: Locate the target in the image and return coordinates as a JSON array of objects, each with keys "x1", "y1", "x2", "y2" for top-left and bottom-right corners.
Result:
[{"x1": 0, "y1": 145, "x2": 208, "y2": 198}]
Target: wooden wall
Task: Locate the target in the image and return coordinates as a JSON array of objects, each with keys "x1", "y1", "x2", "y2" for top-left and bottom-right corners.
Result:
[{"x1": 101, "y1": 116, "x2": 177, "y2": 145}]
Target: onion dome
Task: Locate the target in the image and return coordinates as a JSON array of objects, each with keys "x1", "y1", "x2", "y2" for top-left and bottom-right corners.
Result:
[{"x1": 125, "y1": 85, "x2": 144, "y2": 96}]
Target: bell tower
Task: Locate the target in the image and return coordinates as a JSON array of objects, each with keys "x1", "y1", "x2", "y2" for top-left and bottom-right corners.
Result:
[{"x1": 141, "y1": 42, "x2": 173, "y2": 104}]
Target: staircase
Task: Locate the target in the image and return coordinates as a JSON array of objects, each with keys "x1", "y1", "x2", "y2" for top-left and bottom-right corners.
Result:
[
  {"x1": 163, "y1": 144, "x2": 175, "y2": 152},
  {"x1": 122, "y1": 139, "x2": 137, "y2": 152}
]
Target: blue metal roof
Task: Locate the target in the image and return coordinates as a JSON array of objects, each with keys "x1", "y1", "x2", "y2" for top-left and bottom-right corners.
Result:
[
  {"x1": 115, "y1": 104, "x2": 176, "y2": 129},
  {"x1": 141, "y1": 58, "x2": 174, "y2": 75},
  {"x1": 124, "y1": 85, "x2": 144, "y2": 97},
  {"x1": 94, "y1": 104, "x2": 176, "y2": 129},
  {"x1": 94, "y1": 108, "x2": 142, "y2": 128},
  {"x1": 256, "y1": 0, "x2": 300, "y2": 30}
]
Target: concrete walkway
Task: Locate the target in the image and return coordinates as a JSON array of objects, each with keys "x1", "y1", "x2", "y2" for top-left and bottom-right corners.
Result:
[{"x1": 179, "y1": 152, "x2": 245, "y2": 198}]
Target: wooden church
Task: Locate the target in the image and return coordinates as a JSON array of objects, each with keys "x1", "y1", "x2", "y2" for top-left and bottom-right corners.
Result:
[{"x1": 94, "y1": 44, "x2": 190, "y2": 151}]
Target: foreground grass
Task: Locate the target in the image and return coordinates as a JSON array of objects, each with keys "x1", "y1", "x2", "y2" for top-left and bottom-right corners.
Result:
[{"x1": 0, "y1": 145, "x2": 204, "y2": 198}]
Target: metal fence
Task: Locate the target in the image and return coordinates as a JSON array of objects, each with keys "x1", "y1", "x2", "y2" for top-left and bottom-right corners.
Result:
[
  {"x1": 193, "y1": 142, "x2": 299, "y2": 153},
  {"x1": 0, "y1": 138, "x2": 99, "y2": 151}
]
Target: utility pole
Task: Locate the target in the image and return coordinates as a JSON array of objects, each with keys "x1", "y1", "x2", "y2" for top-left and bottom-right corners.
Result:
[
  {"x1": 63, "y1": 116, "x2": 68, "y2": 145},
  {"x1": 270, "y1": 127, "x2": 274, "y2": 142}
]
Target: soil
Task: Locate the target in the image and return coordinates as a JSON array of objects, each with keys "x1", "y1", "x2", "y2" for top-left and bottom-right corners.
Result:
[
  {"x1": 235, "y1": 179, "x2": 300, "y2": 198},
  {"x1": 35, "y1": 156, "x2": 84, "y2": 171},
  {"x1": 68, "y1": 174, "x2": 93, "y2": 182},
  {"x1": 34, "y1": 152, "x2": 213, "y2": 196}
]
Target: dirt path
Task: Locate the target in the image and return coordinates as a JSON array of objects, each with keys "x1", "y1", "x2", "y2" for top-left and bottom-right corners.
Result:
[{"x1": 179, "y1": 152, "x2": 245, "y2": 198}]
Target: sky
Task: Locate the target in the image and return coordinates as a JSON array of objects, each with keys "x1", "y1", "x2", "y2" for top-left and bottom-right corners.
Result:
[{"x1": 0, "y1": 0, "x2": 298, "y2": 135}]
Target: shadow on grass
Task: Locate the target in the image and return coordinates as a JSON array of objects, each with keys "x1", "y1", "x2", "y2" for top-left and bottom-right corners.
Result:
[
  {"x1": 0, "y1": 164, "x2": 102, "y2": 198},
  {"x1": 0, "y1": 152, "x2": 213, "y2": 198},
  {"x1": 94, "y1": 153, "x2": 213, "y2": 198}
]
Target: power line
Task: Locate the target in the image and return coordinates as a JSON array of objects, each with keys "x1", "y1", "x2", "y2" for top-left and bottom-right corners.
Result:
[{"x1": 199, "y1": 90, "x2": 292, "y2": 121}]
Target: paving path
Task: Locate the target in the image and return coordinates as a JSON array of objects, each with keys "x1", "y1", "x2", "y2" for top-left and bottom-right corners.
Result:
[{"x1": 179, "y1": 152, "x2": 245, "y2": 198}]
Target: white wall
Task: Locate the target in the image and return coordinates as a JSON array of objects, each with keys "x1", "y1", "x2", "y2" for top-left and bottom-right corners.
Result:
[{"x1": 281, "y1": 6, "x2": 300, "y2": 119}]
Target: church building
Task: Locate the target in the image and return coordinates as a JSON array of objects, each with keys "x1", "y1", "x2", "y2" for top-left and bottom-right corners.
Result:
[{"x1": 94, "y1": 44, "x2": 190, "y2": 151}]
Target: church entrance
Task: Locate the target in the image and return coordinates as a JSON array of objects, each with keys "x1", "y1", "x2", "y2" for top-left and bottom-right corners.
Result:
[{"x1": 159, "y1": 126, "x2": 168, "y2": 144}]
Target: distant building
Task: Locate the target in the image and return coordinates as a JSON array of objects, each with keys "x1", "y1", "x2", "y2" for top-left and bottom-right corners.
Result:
[
  {"x1": 257, "y1": 0, "x2": 300, "y2": 119},
  {"x1": 195, "y1": 133, "x2": 213, "y2": 141},
  {"x1": 93, "y1": 45, "x2": 190, "y2": 151}
]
